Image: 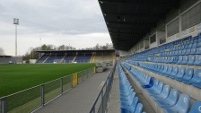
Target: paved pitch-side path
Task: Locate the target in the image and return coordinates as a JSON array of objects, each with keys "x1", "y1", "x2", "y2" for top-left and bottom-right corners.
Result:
[
  {"x1": 34, "y1": 68, "x2": 111, "y2": 113},
  {"x1": 107, "y1": 68, "x2": 120, "y2": 113}
]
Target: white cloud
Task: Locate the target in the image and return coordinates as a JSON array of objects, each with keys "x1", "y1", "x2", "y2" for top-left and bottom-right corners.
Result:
[{"x1": 0, "y1": 0, "x2": 111, "y2": 56}]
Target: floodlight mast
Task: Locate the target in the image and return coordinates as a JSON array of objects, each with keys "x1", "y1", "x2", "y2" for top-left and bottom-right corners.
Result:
[{"x1": 13, "y1": 18, "x2": 19, "y2": 56}]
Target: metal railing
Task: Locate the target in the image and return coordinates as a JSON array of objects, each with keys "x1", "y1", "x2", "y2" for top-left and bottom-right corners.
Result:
[
  {"x1": 89, "y1": 63, "x2": 116, "y2": 113},
  {"x1": 0, "y1": 67, "x2": 94, "y2": 113}
]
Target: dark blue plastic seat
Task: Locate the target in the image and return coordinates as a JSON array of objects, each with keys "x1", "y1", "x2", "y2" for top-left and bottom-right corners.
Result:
[
  {"x1": 163, "y1": 93, "x2": 190, "y2": 113},
  {"x1": 188, "y1": 101, "x2": 201, "y2": 113}
]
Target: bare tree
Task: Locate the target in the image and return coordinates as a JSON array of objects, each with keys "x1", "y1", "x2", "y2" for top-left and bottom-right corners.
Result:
[{"x1": 0, "y1": 47, "x2": 4, "y2": 55}]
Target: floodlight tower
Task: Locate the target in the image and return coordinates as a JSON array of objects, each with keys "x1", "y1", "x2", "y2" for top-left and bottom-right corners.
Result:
[{"x1": 13, "y1": 18, "x2": 19, "y2": 56}]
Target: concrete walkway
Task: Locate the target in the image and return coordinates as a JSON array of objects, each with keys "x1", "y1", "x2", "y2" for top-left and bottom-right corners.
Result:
[
  {"x1": 107, "y1": 68, "x2": 120, "y2": 113},
  {"x1": 35, "y1": 68, "x2": 111, "y2": 113}
]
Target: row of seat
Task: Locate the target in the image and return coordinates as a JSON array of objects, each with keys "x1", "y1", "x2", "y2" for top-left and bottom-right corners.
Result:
[
  {"x1": 122, "y1": 63, "x2": 201, "y2": 113},
  {"x1": 135, "y1": 61, "x2": 201, "y2": 89},
  {"x1": 149, "y1": 55, "x2": 201, "y2": 65},
  {"x1": 118, "y1": 64, "x2": 146, "y2": 113},
  {"x1": 130, "y1": 34, "x2": 201, "y2": 62}
]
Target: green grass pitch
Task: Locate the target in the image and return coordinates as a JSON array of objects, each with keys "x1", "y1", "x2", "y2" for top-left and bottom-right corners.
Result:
[{"x1": 0, "y1": 63, "x2": 95, "y2": 98}]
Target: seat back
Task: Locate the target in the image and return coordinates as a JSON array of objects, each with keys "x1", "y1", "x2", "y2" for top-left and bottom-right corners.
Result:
[
  {"x1": 161, "y1": 85, "x2": 170, "y2": 99},
  {"x1": 189, "y1": 101, "x2": 201, "y2": 113},
  {"x1": 162, "y1": 65, "x2": 168, "y2": 73},
  {"x1": 195, "y1": 55, "x2": 201, "y2": 65},
  {"x1": 175, "y1": 94, "x2": 190, "y2": 113},
  {"x1": 168, "y1": 89, "x2": 179, "y2": 106},
  {"x1": 131, "y1": 97, "x2": 139, "y2": 112},
  {"x1": 183, "y1": 68, "x2": 194, "y2": 80},
  {"x1": 156, "y1": 81, "x2": 164, "y2": 94},
  {"x1": 190, "y1": 48, "x2": 196, "y2": 54},
  {"x1": 196, "y1": 47, "x2": 201, "y2": 54},
  {"x1": 177, "y1": 56, "x2": 183, "y2": 63},
  {"x1": 177, "y1": 67, "x2": 186, "y2": 78},
  {"x1": 181, "y1": 56, "x2": 188, "y2": 64},
  {"x1": 187, "y1": 55, "x2": 195, "y2": 64},
  {"x1": 171, "y1": 66, "x2": 179, "y2": 76},
  {"x1": 167, "y1": 66, "x2": 173, "y2": 75},
  {"x1": 121, "y1": 107, "x2": 131, "y2": 113},
  {"x1": 191, "y1": 69, "x2": 201, "y2": 83},
  {"x1": 134, "y1": 103, "x2": 143, "y2": 113}
]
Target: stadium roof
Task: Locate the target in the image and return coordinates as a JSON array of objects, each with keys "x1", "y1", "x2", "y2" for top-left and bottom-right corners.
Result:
[
  {"x1": 99, "y1": 0, "x2": 182, "y2": 51},
  {"x1": 35, "y1": 49, "x2": 115, "y2": 53}
]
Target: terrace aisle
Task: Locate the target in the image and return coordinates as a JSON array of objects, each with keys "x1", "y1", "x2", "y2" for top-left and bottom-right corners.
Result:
[{"x1": 34, "y1": 67, "x2": 111, "y2": 113}]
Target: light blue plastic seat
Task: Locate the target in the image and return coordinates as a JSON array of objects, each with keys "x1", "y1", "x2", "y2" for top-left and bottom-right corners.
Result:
[
  {"x1": 152, "y1": 85, "x2": 170, "y2": 101},
  {"x1": 181, "y1": 68, "x2": 194, "y2": 84},
  {"x1": 194, "y1": 55, "x2": 201, "y2": 65},
  {"x1": 196, "y1": 47, "x2": 201, "y2": 54},
  {"x1": 169, "y1": 66, "x2": 179, "y2": 78},
  {"x1": 181, "y1": 49, "x2": 186, "y2": 55},
  {"x1": 197, "y1": 42, "x2": 201, "y2": 47},
  {"x1": 180, "y1": 56, "x2": 188, "y2": 65},
  {"x1": 166, "y1": 66, "x2": 173, "y2": 76},
  {"x1": 186, "y1": 49, "x2": 191, "y2": 55},
  {"x1": 188, "y1": 101, "x2": 201, "y2": 113},
  {"x1": 148, "y1": 81, "x2": 164, "y2": 96},
  {"x1": 121, "y1": 97, "x2": 139, "y2": 113},
  {"x1": 134, "y1": 103, "x2": 143, "y2": 113},
  {"x1": 157, "y1": 89, "x2": 179, "y2": 108},
  {"x1": 190, "y1": 69, "x2": 201, "y2": 88},
  {"x1": 161, "y1": 65, "x2": 168, "y2": 74},
  {"x1": 190, "y1": 48, "x2": 196, "y2": 55},
  {"x1": 163, "y1": 93, "x2": 190, "y2": 113},
  {"x1": 172, "y1": 56, "x2": 179, "y2": 63},
  {"x1": 187, "y1": 55, "x2": 195, "y2": 65},
  {"x1": 178, "y1": 50, "x2": 182, "y2": 55},
  {"x1": 177, "y1": 56, "x2": 183, "y2": 64},
  {"x1": 175, "y1": 67, "x2": 186, "y2": 81}
]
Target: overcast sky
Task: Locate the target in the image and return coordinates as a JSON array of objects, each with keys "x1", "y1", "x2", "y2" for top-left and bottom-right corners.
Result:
[{"x1": 0, "y1": 0, "x2": 111, "y2": 56}]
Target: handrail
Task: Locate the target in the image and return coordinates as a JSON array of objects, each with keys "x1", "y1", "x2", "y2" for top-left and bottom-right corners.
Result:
[{"x1": 89, "y1": 62, "x2": 116, "y2": 113}]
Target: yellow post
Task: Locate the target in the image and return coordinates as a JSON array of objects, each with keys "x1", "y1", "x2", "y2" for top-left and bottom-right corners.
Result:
[
  {"x1": 94, "y1": 67, "x2": 96, "y2": 74},
  {"x1": 72, "y1": 73, "x2": 78, "y2": 87}
]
